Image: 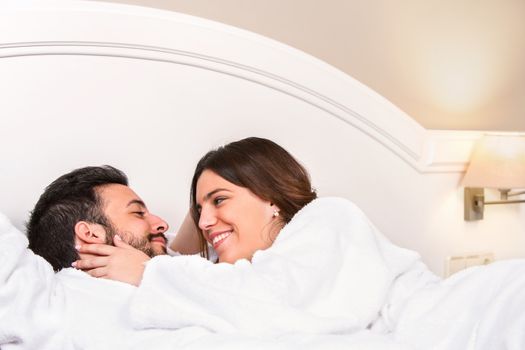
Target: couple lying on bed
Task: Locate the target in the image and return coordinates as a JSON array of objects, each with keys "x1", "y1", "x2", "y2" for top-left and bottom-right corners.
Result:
[{"x1": 1, "y1": 137, "x2": 524, "y2": 350}]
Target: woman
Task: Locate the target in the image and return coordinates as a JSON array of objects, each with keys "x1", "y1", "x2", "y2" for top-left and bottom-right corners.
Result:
[
  {"x1": 75, "y1": 137, "x2": 429, "y2": 336},
  {"x1": 188, "y1": 136, "x2": 316, "y2": 263}
]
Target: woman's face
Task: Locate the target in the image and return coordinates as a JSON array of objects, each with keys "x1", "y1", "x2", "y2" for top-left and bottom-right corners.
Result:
[{"x1": 195, "y1": 170, "x2": 281, "y2": 263}]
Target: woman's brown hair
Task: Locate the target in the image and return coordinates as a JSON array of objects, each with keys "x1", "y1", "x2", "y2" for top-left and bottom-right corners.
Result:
[{"x1": 190, "y1": 137, "x2": 317, "y2": 259}]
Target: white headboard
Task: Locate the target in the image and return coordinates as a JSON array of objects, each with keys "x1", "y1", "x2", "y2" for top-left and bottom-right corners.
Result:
[{"x1": 1, "y1": 0, "x2": 523, "y2": 276}]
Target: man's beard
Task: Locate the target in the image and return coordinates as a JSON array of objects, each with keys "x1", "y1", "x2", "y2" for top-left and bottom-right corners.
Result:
[{"x1": 104, "y1": 224, "x2": 166, "y2": 257}]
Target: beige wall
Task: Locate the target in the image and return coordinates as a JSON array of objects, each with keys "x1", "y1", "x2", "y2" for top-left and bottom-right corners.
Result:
[{"x1": 98, "y1": 0, "x2": 525, "y2": 131}]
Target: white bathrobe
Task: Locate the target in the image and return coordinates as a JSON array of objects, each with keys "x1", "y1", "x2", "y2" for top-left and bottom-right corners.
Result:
[
  {"x1": 0, "y1": 212, "x2": 139, "y2": 350},
  {"x1": 3, "y1": 198, "x2": 523, "y2": 349},
  {"x1": 128, "y1": 197, "x2": 525, "y2": 348},
  {"x1": 0, "y1": 200, "x2": 421, "y2": 350},
  {"x1": 0, "y1": 208, "x2": 413, "y2": 350},
  {"x1": 130, "y1": 197, "x2": 437, "y2": 336}
]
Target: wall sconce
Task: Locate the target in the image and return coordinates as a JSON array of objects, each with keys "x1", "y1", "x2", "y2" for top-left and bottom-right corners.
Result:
[{"x1": 462, "y1": 134, "x2": 525, "y2": 221}]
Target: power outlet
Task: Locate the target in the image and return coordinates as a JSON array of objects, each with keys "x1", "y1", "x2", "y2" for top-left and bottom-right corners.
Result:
[{"x1": 445, "y1": 252, "x2": 494, "y2": 277}]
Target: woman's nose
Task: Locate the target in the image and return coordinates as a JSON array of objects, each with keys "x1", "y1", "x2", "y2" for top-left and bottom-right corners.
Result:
[{"x1": 198, "y1": 205, "x2": 217, "y2": 231}]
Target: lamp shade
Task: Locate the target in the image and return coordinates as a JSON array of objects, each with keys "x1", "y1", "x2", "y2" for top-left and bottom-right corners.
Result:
[{"x1": 462, "y1": 134, "x2": 525, "y2": 189}]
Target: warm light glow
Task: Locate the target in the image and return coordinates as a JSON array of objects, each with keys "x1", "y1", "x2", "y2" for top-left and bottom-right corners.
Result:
[
  {"x1": 424, "y1": 39, "x2": 494, "y2": 113},
  {"x1": 462, "y1": 134, "x2": 525, "y2": 189},
  {"x1": 384, "y1": 1, "x2": 525, "y2": 119},
  {"x1": 418, "y1": 21, "x2": 510, "y2": 115}
]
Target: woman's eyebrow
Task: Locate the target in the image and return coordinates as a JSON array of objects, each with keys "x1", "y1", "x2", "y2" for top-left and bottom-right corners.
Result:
[{"x1": 203, "y1": 188, "x2": 231, "y2": 201}]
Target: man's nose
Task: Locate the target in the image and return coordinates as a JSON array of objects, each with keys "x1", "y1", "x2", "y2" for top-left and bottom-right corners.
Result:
[
  {"x1": 198, "y1": 205, "x2": 217, "y2": 231},
  {"x1": 150, "y1": 214, "x2": 169, "y2": 233}
]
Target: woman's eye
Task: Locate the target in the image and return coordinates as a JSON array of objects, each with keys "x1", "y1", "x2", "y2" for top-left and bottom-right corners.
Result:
[{"x1": 213, "y1": 197, "x2": 226, "y2": 206}]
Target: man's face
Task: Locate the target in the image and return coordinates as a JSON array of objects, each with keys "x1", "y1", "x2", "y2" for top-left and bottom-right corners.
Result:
[{"x1": 97, "y1": 184, "x2": 169, "y2": 257}]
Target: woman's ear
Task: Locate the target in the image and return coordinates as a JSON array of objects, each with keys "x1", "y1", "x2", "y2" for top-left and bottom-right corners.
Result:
[
  {"x1": 74, "y1": 221, "x2": 107, "y2": 244},
  {"x1": 268, "y1": 202, "x2": 281, "y2": 217}
]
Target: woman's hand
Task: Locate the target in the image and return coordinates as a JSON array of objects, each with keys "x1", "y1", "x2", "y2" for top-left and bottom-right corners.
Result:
[
  {"x1": 73, "y1": 235, "x2": 150, "y2": 286},
  {"x1": 169, "y1": 211, "x2": 201, "y2": 255}
]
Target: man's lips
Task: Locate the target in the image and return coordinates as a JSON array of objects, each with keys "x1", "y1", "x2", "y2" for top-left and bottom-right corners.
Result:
[{"x1": 149, "y1": 234, "x2": 167, "y2": 246}]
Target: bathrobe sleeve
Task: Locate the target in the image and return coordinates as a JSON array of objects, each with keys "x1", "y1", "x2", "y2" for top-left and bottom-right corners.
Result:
[
  {"x1": 130, "y1": 198, "x2": 425, "y2": 336},
  {"x1": 0, "y1": 213, "x2": 71, "y2": 350}
]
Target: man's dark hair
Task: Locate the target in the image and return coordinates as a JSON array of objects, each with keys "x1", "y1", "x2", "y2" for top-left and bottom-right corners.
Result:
[{"x1": 27, "y1": 165, "x2": 128, "y2": 271}]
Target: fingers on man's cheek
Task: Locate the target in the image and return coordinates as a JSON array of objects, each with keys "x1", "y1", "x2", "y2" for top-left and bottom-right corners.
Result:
[
  {"x1": 88, "y1": 268, "x2": 106, "y2": 278},
  {"x1": 74, "y1": 261, "x2": 86, "y2": 269},
  {"x1": 76, "y1": 260, "x2": 94, "y2": 269},
  {"x1": 77, "y1": 246, "x2": 89, "y2": 254},
  {"x1": 77, "y1": 245, "x2": 100, "y2": 254}
]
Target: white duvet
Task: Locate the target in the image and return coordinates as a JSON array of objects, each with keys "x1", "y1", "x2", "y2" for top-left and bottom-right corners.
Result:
[
  {"x1": 130, "y1": 198, "x2": 427, "y2": 336},
  {"x1": 394, "y1": 259, "x2": 525, "y2": 349},
  {"x1": 1, "y1": 198, "x2": 524, "y2": 350}
]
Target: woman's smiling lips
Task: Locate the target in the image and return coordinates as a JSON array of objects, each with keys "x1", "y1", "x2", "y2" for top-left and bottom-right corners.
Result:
[{"x1": 209, "y1": 230, "x2": 232, "y2": 249}]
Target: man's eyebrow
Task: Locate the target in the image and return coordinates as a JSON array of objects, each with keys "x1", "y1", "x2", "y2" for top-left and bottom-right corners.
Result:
[{"x1": 127, "y1": 199, "x2": 146, "y2": 208}]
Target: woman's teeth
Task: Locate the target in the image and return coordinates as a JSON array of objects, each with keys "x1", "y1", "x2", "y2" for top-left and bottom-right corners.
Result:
[{"x1": 212, "y1": 231, "x2": 232, "y2": 245}]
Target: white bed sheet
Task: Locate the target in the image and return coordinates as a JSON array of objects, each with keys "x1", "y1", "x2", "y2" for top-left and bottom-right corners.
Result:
[{"x1": 2, "y1": 209, "x2": 525, "y2": 349}]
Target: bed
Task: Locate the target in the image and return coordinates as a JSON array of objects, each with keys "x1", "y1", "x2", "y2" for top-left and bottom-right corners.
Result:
[{"x1": 1, "y1": 1, "x2": 524, "y2": 349}]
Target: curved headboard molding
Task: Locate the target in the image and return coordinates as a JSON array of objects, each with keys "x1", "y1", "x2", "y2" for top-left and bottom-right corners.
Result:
[
  {"x1": 2, "y1": 1, "x2": 523, "y2": 276},
  {"x1": 1, "y1": 0, "x2": 444, "y2": 172}
]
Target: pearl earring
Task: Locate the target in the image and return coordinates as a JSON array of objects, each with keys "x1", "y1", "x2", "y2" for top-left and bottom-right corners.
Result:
[{"x1": 273, "y1": 209, "x2": 279, "y2": 217}]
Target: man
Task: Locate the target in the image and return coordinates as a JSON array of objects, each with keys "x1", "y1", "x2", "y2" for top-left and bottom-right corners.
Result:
[
  {"x1": 0, "y1": 165, "x2": 171, "y2": 349},
  {"x1": 27, "y1": 165, "x2": 168, "y2": 271}
]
